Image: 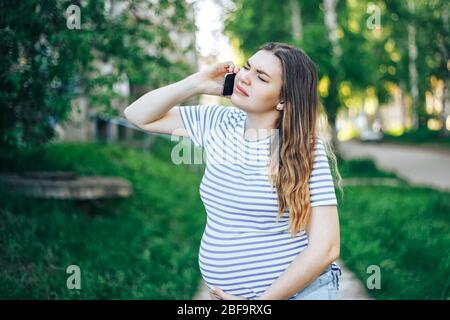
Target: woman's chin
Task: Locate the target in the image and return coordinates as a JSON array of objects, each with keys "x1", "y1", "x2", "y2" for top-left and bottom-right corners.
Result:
[{"x1": 230, "y1": 96, "x2": 247, "y2": 110}]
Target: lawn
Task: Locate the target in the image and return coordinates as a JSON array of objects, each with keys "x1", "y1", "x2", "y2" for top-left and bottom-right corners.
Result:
[
  {"x1": 0, "y1": 139, "x2": 448, "y2": 299},
  {"x1": 336, "y1": 156, "x2": 450, "y2": 300},
  {"x1": 382, "y1": 128, "x2": 450, "y2": 150},
  {"x1": 0, "y1": 139, "x2": 206, "y2": 299},
  {"x1": 340, "y1": 184, "x2": 450, "y2": 299}
]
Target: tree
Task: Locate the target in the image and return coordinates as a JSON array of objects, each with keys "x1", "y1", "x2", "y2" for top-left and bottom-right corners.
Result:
[
  {"x1": 0, "y1": 0, "x2": 196, "y2": 149},
  {"x1": 223, "y1": 0, "x2": 449, "y2": 141}
]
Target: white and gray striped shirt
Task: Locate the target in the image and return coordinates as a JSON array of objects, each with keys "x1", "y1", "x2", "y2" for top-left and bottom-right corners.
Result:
[{"x1": 179, "y1": 104, "x2": 340, "y2": 300}]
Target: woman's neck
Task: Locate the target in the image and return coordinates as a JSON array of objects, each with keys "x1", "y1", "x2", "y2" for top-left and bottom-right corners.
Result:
[{"x1": 244, "y1": 110, "x2": 279, "y2": 140}]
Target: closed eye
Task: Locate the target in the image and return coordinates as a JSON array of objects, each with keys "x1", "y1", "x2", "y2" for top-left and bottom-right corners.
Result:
[{"x1": 242, "y1": 65, "x2": 268, "y2": 83}]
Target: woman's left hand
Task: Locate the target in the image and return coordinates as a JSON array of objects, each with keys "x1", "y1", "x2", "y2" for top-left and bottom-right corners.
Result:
[{"x1": 209, "y1": 287, "x2": 248, "y2": 300}]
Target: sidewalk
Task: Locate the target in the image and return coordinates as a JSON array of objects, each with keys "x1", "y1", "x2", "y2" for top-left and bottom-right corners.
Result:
[{"x1": 339, "y1": 140, "x2": 450, "y2": 192}]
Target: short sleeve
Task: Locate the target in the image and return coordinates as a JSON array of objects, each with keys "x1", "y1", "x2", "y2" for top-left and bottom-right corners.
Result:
[
  {"x1": 309, "y1": 138, "x2": 338, "y2": 207},
  {"x1": 179, "y1": 105, "x2": 229, "y2": 148}
]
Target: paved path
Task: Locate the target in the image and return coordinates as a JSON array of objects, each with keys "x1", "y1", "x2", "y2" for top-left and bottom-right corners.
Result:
[
  {"x1": 193, "y1": 258, "x2": 373, "y2": 300},
  {"x1": 339, "y1": 141, "x2": 450, "y2": 192}
]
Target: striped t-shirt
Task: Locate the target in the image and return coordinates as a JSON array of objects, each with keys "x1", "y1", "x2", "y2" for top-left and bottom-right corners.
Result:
[{"x1": 179, "y1": 104, "x2": 341, "y2": 300}]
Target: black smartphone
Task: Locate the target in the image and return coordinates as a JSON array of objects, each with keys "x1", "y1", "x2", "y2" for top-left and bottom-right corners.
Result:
[{"x1": 221, "y1": 73, "x2": 236, "y2": 96}]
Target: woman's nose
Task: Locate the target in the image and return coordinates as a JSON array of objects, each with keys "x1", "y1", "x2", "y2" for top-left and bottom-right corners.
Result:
[{"x1": 239, "y1": 70, "x2": 251, "y2": 84}]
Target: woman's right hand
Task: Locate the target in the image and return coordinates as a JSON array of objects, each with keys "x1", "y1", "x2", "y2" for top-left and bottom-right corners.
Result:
[{"x1": 188, "y1": 61, "x2": 240, "y2": 97}]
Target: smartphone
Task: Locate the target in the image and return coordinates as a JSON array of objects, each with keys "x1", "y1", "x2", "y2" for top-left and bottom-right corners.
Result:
[{"x1": 221, "y1": 73, "x2": 236, "y2": 96}]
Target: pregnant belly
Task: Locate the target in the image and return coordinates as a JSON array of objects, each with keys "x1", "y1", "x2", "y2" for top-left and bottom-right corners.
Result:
[{"x1": 198, "y1": 228, "x2": 309, "y2": 299}]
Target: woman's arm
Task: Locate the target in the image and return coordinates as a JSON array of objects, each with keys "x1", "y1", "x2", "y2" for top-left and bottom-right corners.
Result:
[
  {"x1": 124, "y1": 61, "x2": 239, "y2": 131},
  {"x1": 124, "y1": 74, "x2": 200, "y2": 126},
  {"x1": 255, "y1": 205, "x2": 340, "y2": 300}
]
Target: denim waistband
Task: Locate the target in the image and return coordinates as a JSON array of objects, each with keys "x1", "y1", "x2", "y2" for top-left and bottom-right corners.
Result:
[{"x1": 320, "y1": 264, "x2": 342, "y2": 291}]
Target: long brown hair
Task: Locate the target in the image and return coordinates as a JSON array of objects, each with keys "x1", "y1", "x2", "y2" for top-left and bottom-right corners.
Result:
[{"x1": 261, "y1": 42, "x2": 343, "y2": 237}]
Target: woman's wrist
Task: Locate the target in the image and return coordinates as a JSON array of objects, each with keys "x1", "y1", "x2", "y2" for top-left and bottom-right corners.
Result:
[{"x1": 183, "y1": 72, "x2": 204, "y2": 96}]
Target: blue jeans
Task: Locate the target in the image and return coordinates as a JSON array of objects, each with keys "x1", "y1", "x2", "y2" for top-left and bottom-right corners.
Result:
[{"x1": 290, "y1": 264, "x2": 341, "y2": 300}]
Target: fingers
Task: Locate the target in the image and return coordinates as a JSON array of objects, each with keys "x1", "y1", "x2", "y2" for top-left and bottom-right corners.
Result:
[
  {"x1": 210, "y1": 287, "x2": 234, "y2": 300},
  {"x1": 209, "y1": 292, "x2": 220, "y2": 300},
  {"x1": 229, "y1": 64, "x2": 240, "y2": 74},
  {"x1": 209, "y1": 289, "x2": 222, "y2": 300},
  {"x1": 209, "y1": 287, "x2": 222, "y2": 300},
  {"x1": 222, "y1": 61, "x2": 240, "y2": 74}
]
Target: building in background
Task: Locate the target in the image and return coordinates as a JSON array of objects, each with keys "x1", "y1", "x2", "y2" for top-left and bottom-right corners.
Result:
[{"x1": 58, "y1": 0, "x2": 199, "y2": 142}]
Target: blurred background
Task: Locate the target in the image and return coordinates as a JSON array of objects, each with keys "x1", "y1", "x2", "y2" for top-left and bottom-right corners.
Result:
[{"x1": 0, "y1": 0, "x2": 448, "y2": 300}]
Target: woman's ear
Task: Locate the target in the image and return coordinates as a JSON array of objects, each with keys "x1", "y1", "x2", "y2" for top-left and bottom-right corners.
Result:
[{"x1": 276, "y1": 101, "x2": 285, "y2": 111}]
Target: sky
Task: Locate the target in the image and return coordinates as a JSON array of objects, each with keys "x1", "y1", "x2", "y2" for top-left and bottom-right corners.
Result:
[
  {"x1": 187, "y1": 0, "x2": 238, "y2": 104},
  {"x1": 189, "y1": 0, "x2": 236, "y2": 61}
]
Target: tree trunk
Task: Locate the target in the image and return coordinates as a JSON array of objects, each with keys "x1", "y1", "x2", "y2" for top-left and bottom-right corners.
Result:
[
  {"x1": 324, "y1": 0, "x2": 342, "y2": 62},
  {"x1": 441, "y1": 75, "x2": 450, "y2": 138},
  {"x1": 399, "y1": 81, "x2": 408, "y2": 129},
  {"x1": 323, "y1": 0, "x2": 342, "y2": 153},
  {"x1": 291, "y1": 0, "x2": 302, "y2": 41},
  {"x1": 407, "y1": 0, "x2": 419, "y2": 130},
  {"x1": 440, "y1": 2, "x2": 449, "y2": 138}
]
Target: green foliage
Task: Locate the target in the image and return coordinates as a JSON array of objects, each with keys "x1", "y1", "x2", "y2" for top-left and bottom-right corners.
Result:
[
  {"x1": 339, "y1": 184, "x2": 450, "y2": 299},
  {"x1": 0, "y1": 141, "x2": 449, "y2": 299},
  {"x1": 383, "y1": 128, "x2": 450, "y2": 148},
  {"x1": 337, "y1": 157, "x2": 400, "y2": 179},
  {"x1": 0, "y1": 0, "x2": 196, "y2": 149},
  {"x1": 1, "y1": 1, "x2": 80, "y2": 148},
  {"x1": 224, "y1": 0, "x2": 293, "y2": 57},
  {"x1": 334, "y1": 157, "x2": 450, "y2": 299},
  {"x1": 224, "y1": 0, "x2": 449, "y2": 131}
]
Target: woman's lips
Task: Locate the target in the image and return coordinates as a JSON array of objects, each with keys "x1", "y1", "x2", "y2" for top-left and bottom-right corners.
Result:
[{"x1": 235, "y1": 83, "x2": 249, "y2": 96}]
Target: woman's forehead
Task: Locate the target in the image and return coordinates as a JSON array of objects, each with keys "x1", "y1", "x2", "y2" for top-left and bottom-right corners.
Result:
[{"x1": 249, "y1": 50, "x2": 282, "y2": 81}]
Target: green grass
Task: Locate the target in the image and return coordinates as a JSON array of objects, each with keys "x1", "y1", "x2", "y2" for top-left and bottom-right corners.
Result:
[
  {"x1": 0, "y1": 140, "x2": 205, "y2": 299},
  {"x1": 336, "y1": 156, "x2": 402, "y2": 179},
  {"x1": 0, "y1": 139, "x2": 449, "y2": 300},
  {"x1": 383, "y1": 128, "x2": 450, "y2": 149},
  {"x1": 337, "y1": 159, "x2": 450, "y2": 300}
]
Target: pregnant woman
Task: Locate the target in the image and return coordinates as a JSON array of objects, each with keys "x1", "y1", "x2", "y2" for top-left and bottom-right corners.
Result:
[{"x1": 124, "y1": 41, "x2": 343, "y2": 300}]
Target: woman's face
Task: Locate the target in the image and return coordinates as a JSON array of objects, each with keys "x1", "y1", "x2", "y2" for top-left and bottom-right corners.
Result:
[{"x1": 230, "y1": 50, "x2": 284, "y2": 114}]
